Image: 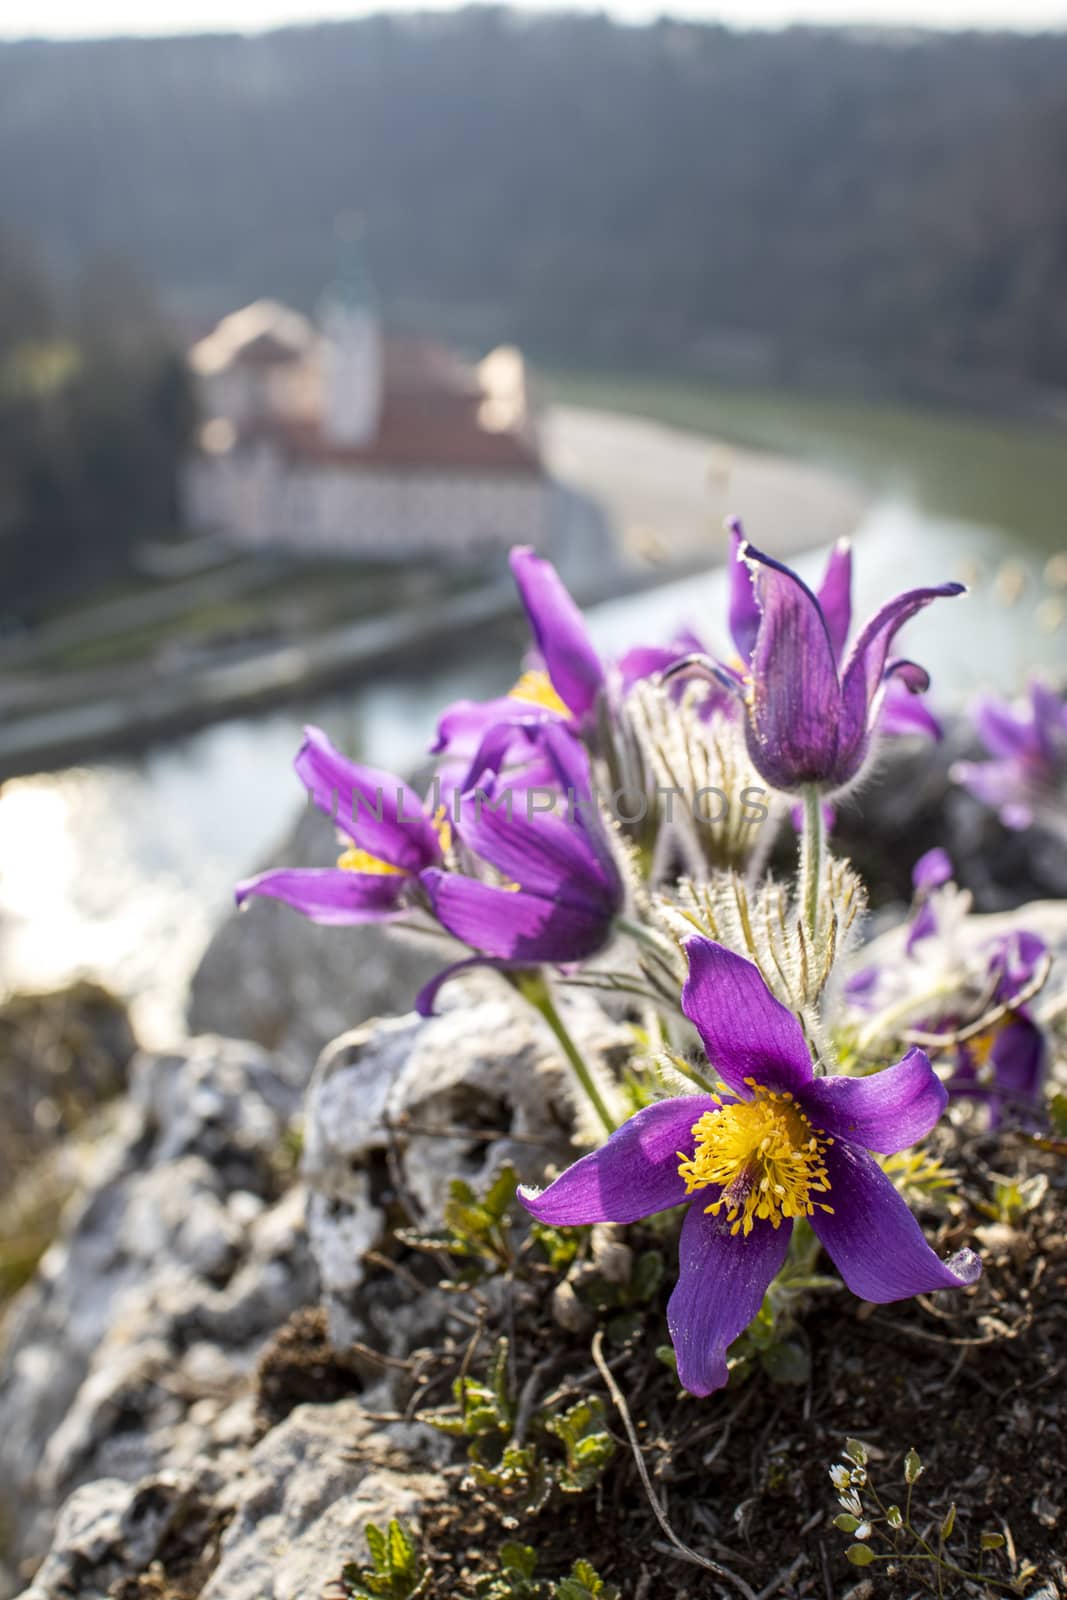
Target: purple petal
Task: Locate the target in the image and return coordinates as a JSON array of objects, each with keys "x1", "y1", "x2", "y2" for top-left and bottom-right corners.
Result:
[
  {"x1": 617, "y1": 644, "x2": 687, "y2": 694},
  {"x1": 912, "y1": 847, "x2": 953, "y2": 890},
  {"x1": 510, "y1": 547, "x2": 604, "y2": 722},
  {"x1": 810, "y1": 1141, "x2": 981, "y2": 1302},
  {"x1": 951, "y1": 757, "x2": 1030, "y2": 820},
  {"x1": 518, "y1": 1097, "x2": 716, "y2": 1225},
  {"x1": 905, "y1": 898, "x2": 939, "y2": 953},
  {"x1": 456, "y1": 791, "x2": 618, "y2": 914},
  {"x1": 837, "y1": 585, "x2": 963, "y2": 770},
  {"x1": 800, "y1": 1049, "x2": 947, "y2": 1156},
  {"x1": 1029, "y1": 680, "x2": 1067, "y2": 761},
  {"x1": 880, "y1": 677, "x2": 943, "y2": 742},
  {"x1": 420, "y1": 869, "x2": 613, "y2": 963},
  {"x1": 430, "y1": 694, "x2": 544, "y2": 759},
  {"x1": 816, "y1": 538, "x2": 853, "y2": 661},
  {"x1": 986, "y1": 928, "x2": 1047, "y2": 994},
  {"x1": 842, "y1": 584, "x2": 964, "y2": 709},
  {"x1": 727, "y1": 518, "x2": 761, "y2": 663},
  {"x1": 990, "y1": 1018, "x2": 1045, "y2": 1107},
  {"x1": 235, "y1": 867, "x2": 404, "y2": 924},
  {"x1": 681, "y1": 938, "x2": 813, "y2": 1097},
  {"x1": 414, "y1": 954, "x2": 532, "y2": 1016},
  {"x1": 742, "y1": 542, "x2": 843, "y2": 790},
  {"x1": 667, "y1": 1204, "x2": 792, "y2": 1396},
  {"x1": 296, "y1": 726, "x2": 441, "y2": 873},
  {"x1": 974, "y1": 694, "x2": 1035, "y2": 761},
  {"x1": 457, "y1": 725, "x2": 621, "y2": 907}
]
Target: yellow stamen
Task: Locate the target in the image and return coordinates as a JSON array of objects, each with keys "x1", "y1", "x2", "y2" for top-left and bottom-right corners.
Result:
[
  {"x1": 678, "y1": 1079, "x2": 834, "y2": 1236},
  {"x1": 509, "y1": 669, "x2": 568, "y2": 718},
  {"x1": 432, "y1": 804, "x2": 453, "y2": 855},
  {"x1": 963, "y1": 1023, "x2": 1007, "y2": 1072},
  {"x1": 337, "y1": 846, "x2": 402, "y2": 876}
]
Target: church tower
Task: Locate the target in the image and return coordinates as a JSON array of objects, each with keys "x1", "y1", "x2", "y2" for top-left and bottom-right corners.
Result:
[{"x1": 320, "y1": 223, "x2": 383, "y2": 448}]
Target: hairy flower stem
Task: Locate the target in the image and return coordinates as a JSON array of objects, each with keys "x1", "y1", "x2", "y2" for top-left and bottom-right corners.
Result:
[
  {"x1": 515, "y1": 973, "x2": 617, "y2": 1139},
  {"x1": 800, "y1": 786, "x2": 825, "y2": 946}
]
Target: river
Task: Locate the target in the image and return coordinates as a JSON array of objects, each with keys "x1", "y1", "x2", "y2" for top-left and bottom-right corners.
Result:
[{"x1": 0, "y1": 404, "x2": 1064, "y2": 1044}]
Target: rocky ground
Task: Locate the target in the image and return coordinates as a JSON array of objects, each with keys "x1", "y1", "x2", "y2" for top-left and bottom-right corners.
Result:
[{"x1": 2, "y1": 741, "x2": 1066, "y2": 1600}]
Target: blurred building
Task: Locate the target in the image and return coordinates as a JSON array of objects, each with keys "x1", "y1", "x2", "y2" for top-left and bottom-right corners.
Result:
[{"x1": 181, "y1": 264, "x2": 548, "y2": 557}]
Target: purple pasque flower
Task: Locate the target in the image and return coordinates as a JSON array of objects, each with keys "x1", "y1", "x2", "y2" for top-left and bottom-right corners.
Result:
[
  {"x1": 729, "y1": 535, "x2": 962, "y2": 794},
  {"x1": 431, "y1": 547, "x2": 606, "y2": 787},
  {"x1": 416, "y1": 722, "x2": 624, "y2": 1014},
  {"x1": 668, "y1": 523, "x2": 962, "y2": 795},
  {"x1": 235, "y1": 725, "x2": 445, "y2": 925},
  {"x1": 851, "y1": 865, "x2": 1049, "y2": 1128},
  {"x1": 520, "y1": 939, "x2": 979, "y2": 1396},
  {"x1": 658, "y1": 522, "x2": 945, "y2": 745},
  {"x1": 942, "y1": 929, "x2": 1049, "y2": 1128},
  {"x1": 952, "y1": 679, "x2": 1067, "y2": 833},
  {"x1": 237, "y1": 724, "x2": 623, "y2": 1013}
]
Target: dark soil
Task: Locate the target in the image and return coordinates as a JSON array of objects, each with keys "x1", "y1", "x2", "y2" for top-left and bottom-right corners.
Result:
[
  {"x1": 358, "y1": 1125, "x2": 1065, "y2": 1599},
  {"x1": 255, "y1": 1304, "x2": 367, "y2": 1430}
]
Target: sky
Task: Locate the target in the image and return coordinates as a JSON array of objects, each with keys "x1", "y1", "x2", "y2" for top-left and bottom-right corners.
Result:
[{"x1": 1, "y1": 0, "x2": 1065, "y2": 37}]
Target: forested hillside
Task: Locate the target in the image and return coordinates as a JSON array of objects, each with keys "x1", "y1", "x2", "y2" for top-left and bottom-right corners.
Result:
[{"x1": 2, "y1": 11, "x2": 1066, "y2": 395}]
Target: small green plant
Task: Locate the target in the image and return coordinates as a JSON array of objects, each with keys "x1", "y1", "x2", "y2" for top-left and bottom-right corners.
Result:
[
  {"x1": 553, "y1": 1559, "x2": 620, "y2": 1599},
  {"x1": 337, "y1": 1519, "x2": 429, "y2": 1599},
  {"x1": 829, "y1": 1439, "x2": 1037, "y2": 1595},
  {"x1": 422, "y1": 1337, "x2": 615, "y2": 1520},
  {"x1": 398, "y1": 1164, "x2": 520, "y2": 1280},
  {"x1": 474, "y1": 1545, "x2": 619, "y2": 1600},
  {"x1": 976, "y1": 1172, "x2": 1048, "y2": 1226},
  {"x1": 473, "y1": 1542, "x2": 542, "y2": 1598},
  {"x1": 880, "y1": 1147, "x2": 959, "y2": 1212}
]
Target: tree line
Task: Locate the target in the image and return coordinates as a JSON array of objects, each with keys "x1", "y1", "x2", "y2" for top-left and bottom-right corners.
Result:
[
  {"x1": 1, "y1": 12, "x2": 1065, "y2": 397},
  {"x1": 0, "y1": 237, "x2": 193, "y2": 621}
]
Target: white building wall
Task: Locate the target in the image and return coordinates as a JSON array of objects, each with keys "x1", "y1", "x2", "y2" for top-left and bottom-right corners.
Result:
[
  {"x1": 183, "y1": 454, "x2": 550, "y2": 556},
  {"x1": 320, "y1": 305, "x2": 383, "y2": 448}
]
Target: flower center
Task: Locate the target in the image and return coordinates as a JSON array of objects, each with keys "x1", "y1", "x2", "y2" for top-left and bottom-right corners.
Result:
[
  {"x1": 337, "y1": 806, "x2": 451, "y2": 876},
  {"x1": 431, "y1": 804, "x2": 453, "y2": 855},
  {"x1": 337, "y1": 846, "x2": 402, "y2": 876},
  {"x1": 509, "y1": 669, "x2": 569, "y2": 718},
  {"x1": 678, "y1": 1081, "x2": 834, "y2": 1236}
]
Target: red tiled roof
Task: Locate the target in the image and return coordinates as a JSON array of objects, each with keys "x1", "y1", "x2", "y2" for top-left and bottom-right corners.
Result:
[{"x1": 246, "y1": 334, "x2": 542, "y2": 474}]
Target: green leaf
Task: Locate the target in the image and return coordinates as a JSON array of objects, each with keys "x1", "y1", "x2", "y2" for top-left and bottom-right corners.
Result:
[
  {"x1": 844, "y1": 1437, "x2": 868, "y2": 1467},
  {"x1": 554, "y1": 1559, "x2": 620, "y2": 1599},
  {"x1": 531, "y1": 1221, "x2": 584, "y2": 1272},
  {"x1": 340, "y1": 1519, "x2": 429, "y2": 1599},
  {"x1": 940, "y1": 1502, "x2": 957, "y2": 1541},
  {"x1": 1049, "y1": 1091, "x2": 1067, "y2": 1136},
  {"x1": 500, "y1": 1544, "x2": 539, "y2": 1578},
  {"x1": 904, "y1": 1447, "x2": 923, "y2": 1485},
  {"x1": 833, "y1": 1514, "x2": 859, "y2": 1533},
  {"x1": 545, "y1": 1395, "x2": 615, "y2": 1494},
  {"x1": 759, "y1": 1338, "x2": 810, "y2": 1386},
  {"x1": 980, "y1": 1532, "x2": 1006, "y2": 1551},
  {"x1": 365, "y1": 1524, "x2": 387, "y2": 1570},
  {"x1": 845, "y1": 1544, "x2": 876, "y2": 1567},
  {"x1": 468, "y1": 1444, "x2": 552, "y2": 1518},
  {"x1": 629, "y1": 1249, "x2": 664, "y2": 1303},
  {"x1": 483, "y1": 1164, "x2": 520, "y2": 1223},
  {"x1": 654, "y1": 1344, "x2": 677, "y2": 1374}
]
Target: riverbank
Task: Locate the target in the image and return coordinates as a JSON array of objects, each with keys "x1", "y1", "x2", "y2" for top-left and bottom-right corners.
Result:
[
  {"x1": 547, "y1": 369, "x2": 1067, "y2": 554},
  {"x1": 0, "y1": 404, "x2": 868, "y2": 782}
]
